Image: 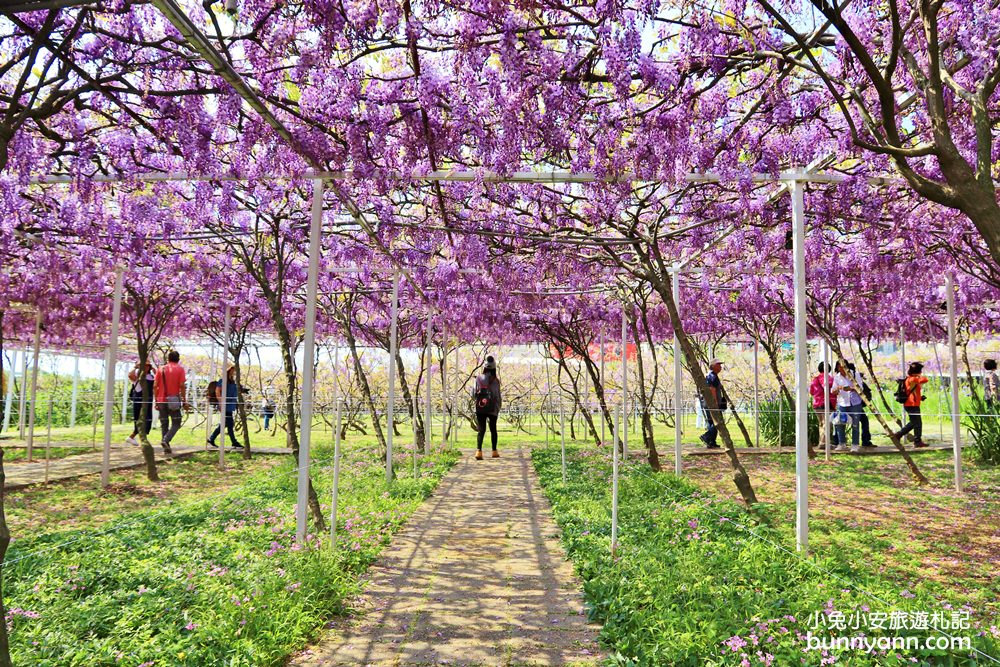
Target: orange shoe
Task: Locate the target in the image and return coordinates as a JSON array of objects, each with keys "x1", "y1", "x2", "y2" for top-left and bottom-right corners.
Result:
[
  {"x1": 491, "y1": 450, "x2": 500, "y2": 458},
  {"x1": 475, "y1": 450, "x2": 483, "y2": 460}
]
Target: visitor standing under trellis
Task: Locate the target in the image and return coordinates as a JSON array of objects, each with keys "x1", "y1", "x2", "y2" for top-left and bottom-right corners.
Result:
[{"x1": 472, "y1": 356, "x2": 502, "y2": 460}]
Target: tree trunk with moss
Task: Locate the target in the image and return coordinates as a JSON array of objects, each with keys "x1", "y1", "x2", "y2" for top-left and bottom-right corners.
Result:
[{"x1": 136, "y1": 341, "x2": 159, "y2": 482}]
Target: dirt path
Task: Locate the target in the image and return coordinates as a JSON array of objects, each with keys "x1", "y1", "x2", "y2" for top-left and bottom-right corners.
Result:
[
  {"x1": 290, "y1": 446, "x2": 601, "y2": 667},
  {"x1": 3, "y1": 445, "x2": 291, "y2": 489}
]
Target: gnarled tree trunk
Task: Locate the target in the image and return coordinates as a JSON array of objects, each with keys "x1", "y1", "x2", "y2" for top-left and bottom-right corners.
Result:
[{"x1": 650, "y1": 274, "x2": 758, "y2": 505}]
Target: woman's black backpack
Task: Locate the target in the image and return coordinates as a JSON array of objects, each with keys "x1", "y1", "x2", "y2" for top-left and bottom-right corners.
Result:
[
  {"x1": 894, "y1": 379, "x2": 910, "y2": 403},
  {"x1": 474, "y1": 375, "x2": 496, "y2": 413}
]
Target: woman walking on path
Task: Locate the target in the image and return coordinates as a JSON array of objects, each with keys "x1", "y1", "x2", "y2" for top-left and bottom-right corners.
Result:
[{"x1": 472, "y1": 356, "x2": 502, "y2": 460}]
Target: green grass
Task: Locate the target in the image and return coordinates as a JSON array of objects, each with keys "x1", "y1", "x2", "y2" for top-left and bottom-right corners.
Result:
[
  {"x1": 4, "y1": 435, "x2": 459, "y2": 666},
  {"x1": 683, "y1": 449, "x2": 1000, "y2": 635},
  {"x1": 4, "y1": 452, "x2": 284, "y2": 536},
  {"x1": 533, "y1": 446, "x2": 999, "y2": 666}
]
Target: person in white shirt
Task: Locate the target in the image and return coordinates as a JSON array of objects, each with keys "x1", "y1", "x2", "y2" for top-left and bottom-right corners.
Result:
[{"x1": 832, "y1": 361, "x2": 864, "y2": 452}]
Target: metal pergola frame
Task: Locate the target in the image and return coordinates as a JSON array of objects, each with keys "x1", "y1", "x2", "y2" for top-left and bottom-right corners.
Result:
[{"x1": 22, "y1": 165, "x2": 967, "y2": 555}]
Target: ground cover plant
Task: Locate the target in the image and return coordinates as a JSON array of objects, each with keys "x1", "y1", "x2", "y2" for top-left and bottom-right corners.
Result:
[
  {"x1": 682, "y1": 449, "x2": 1000, "y2": 636},
  {"x1": 4, "y1": 451, "x2": 284, "y2": 535},
  {"x1": 2, "y1": 437, "x2": 458, "y2": 666},
  {"x1": 533, "y1": 447, "x2": 1000, "y2": 666}
]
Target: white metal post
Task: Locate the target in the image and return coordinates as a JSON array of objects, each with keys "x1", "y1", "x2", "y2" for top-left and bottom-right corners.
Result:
[
  {"x1": 45, "y1": 395, "x2": 53, "y2": 484},
  {"x1": 296, "y1": 179, "x2": 324, "y2": 542},
  {"x1": 330, "y1": 401, "x2": 342, "y2": 548},
  {"x1": 822, "y1": 340, "x2": 831, "y2": 460},
  {"x1": 900, "y1": 329, "x2": 906, "y2": 424},
  {"x1": 544, "y1": 349, "x2": 552, "y2": 448},
  {"x1": 440, "y1": 341, "x2": 448, "y2": 446},
  {"x1": 790, "y1": 178, "x2": 809, "y2": 552},
  {"x1": 120, "y1": 363, "x2": 129, "y2": 425},
  {"x1": 70, "y1": 355, "x2": 80, "y2": 428},
  {"x1": 412, "y1": 394, "x2": 419, "y2": 479},
  {"x1": 611, "y1": 401, "x2": 620, "y2": 555},
  {"x1": 424, "y1": 318, "x2": 433, "y2": 453},
  {"x1": 101, "y1": 268, "x2": 125, "y2": 488},
  {"x1": 672, "y1": 267, "x2": 683, "y2": 475},
  {"x1": 559, "y1": 373, "x2": 567, "y2": 482},
  {"x1": 753, "y1": 339, "x2": 760, "y2": 448},
  {"x1": 385, "y1": 271, "x2": 401, "y2": 482},
  {"x1": 26, "y1": 310, "x2": 43, "y2": 461},
  {"x1": 331, "y1": 343, "x2": 340, "y2": 425},
  {"x1": 452, "y1": 345, "x2": 460, "y2": 447},
  {"x1": 218, "y1": 304, "x2": 231, "y2": 467},
  {"x1": 91, "y1": 377, "x2": 99, "y2": 449},
  {"x1": 946, "y1": 274, "x2": 963, "y2": 492},
  {"x1": 385, "y1": 271, "x2": 399, "y2": 482},
  {"x1": 2, "y1": 348, "x2": 17, "y2": 433},
  {"x1": 204, "y1": 346, "x2": 217, "y2": 451},
  {"x1": 17, "y1": 347, "x2": 28, "y2": 438},
  {"x1": 621, "y1": 308, "x2": 628, "y2": 458},
  {"x1": 600, "y1": 332, "x2": 606, "y2": 442}
]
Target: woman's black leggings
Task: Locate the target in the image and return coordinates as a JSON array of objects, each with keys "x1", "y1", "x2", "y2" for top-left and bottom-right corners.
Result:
[
  {"x1": 476, "y1": 412, "x2": 498, "y2": 450},
  {"x1": 898, "y1": 405, "x2": 922, "y2": 441}
]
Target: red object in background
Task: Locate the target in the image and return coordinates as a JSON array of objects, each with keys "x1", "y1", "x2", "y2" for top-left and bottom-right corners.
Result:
[{"x1": 550, "y1": 343, "x2": 637, "y2": 361}]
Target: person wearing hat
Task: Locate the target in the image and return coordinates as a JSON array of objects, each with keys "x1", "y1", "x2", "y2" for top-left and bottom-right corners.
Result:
[
  {"x1": 125, "y1": 361, "x2": 155, "y2": 447},
  {"x1": 472, "y1": 355, "x2": 502, "y2": 460},
  {"x1": 700, "y1": 359, "x2": 726, "y2": 449},
  {"x1": 893, "y1": 361, "x2": 929, "y2": 448},
  {"x1": 208, "y1": 365, "x2": 244, "y2": 449}
]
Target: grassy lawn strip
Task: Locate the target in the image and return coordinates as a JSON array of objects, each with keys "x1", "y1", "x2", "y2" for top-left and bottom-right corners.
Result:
[
  {"x1": 5, "y1": 452, "x2": 284, "y2": 536},
  {"x1": 5, "y1": 442, "x2": 459, "y2": 666},
  {"x1": 682, "y1": 450, "x2": 1000, "y2": 630},
  {"x1": 533, "y1": 447, "x2": 999, "y2": 666}
]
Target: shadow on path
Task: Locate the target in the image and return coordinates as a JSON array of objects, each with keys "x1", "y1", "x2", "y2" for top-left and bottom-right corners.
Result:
[{"x1": 289, "y1": 445, "x2": 601, "y2": 667}]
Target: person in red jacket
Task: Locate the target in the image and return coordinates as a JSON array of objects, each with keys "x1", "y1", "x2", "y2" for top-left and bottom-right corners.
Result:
[
  {"x1": 154, "y1": 350, "x2": 189, "y2": 454},
  {"x1": 809, "y1": 362, "x2": 838, "y2": 450},
  {"x1": 894, "y1": 362, "x2": 929, "y2": 448}
]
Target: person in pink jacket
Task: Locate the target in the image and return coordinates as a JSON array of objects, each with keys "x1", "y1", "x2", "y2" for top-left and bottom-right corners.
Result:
[{"x1": 809, "y1": 362, "x2": 838, "y2": 450}]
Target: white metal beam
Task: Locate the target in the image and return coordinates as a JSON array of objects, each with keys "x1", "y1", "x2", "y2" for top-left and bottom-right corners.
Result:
[
  {"x1": 385, "y1": 271, "x2": 401, "y2": 482},
  {"x1": 101, "y1": 269, "x2": 124, "y2": 487},
  {"x1": 25, "y1": 310, "x2": 43, "y2": 461},
  {"x1": 789, "y1": 179, "x2": 809, "y2": 553},
  {"x1": 672, "y1": 266, "x2": 683, "y2": 475},
  {"x1": 295, "y1": 179, "x2": 323, "y2": 541},
  {"x1": 30, "y1": 168, "x2": 898, "y2": 187},
  {"x1": 946, "y1": 273, "x2": 963, "y2": 492}
]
